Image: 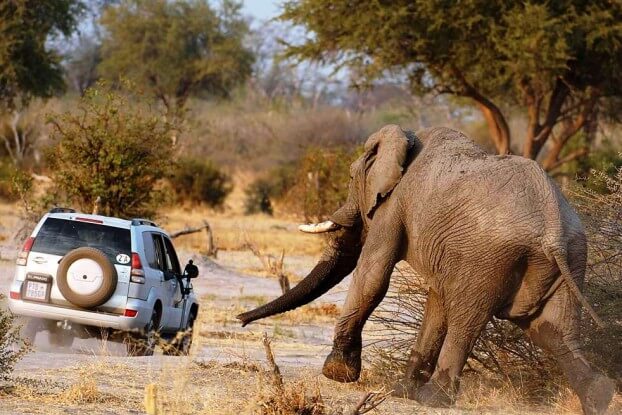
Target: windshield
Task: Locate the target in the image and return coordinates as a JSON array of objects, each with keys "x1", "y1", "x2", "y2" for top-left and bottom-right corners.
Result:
[{"x1": 31, "y1": 217, "x2": 131, "y2": 264}]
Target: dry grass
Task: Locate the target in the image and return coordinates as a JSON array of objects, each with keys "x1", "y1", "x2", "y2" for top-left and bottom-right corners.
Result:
[{"x1": 158, "y1": 205, "x2": 323, "y2": 257}]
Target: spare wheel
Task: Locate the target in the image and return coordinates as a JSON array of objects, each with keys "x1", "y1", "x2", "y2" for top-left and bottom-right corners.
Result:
[{"x1": 57, "y1": 247, "x2": 118, "y2": 308}]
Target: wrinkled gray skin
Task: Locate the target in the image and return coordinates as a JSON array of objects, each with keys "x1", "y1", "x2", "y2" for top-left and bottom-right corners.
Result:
[{"x1": 237, "y1": 126, "x2": 615, "y2": 415}]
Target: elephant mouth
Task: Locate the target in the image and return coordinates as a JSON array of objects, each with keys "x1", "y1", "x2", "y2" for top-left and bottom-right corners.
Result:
[{"x1": 298, "y1": 220, "x2": 341, "y2": 234}]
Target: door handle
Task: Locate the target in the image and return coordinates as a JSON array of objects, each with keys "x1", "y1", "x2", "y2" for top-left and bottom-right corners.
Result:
[{"x1": 33, "y1": 257, "x2": 47, "y2": 264}]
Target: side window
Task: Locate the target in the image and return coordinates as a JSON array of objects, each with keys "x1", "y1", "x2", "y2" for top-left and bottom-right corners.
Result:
[
  {"x1": 152, "y1": 234, "x2": 166, "y2": 271},
  {"x1": 142, "y1": 232, "x2": 157, "y2": 269},
  {"x1": 163, "y1": 237, "x2": 181, "y2": 275}
]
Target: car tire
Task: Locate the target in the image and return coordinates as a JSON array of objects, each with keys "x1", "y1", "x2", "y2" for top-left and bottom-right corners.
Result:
[
  {"x1": 125, "y1": 309, "x2": 158, "y2": 357},
  {"x1": 163, "y1": 313, "x2": 195, "y2": 356},
  {"x1": 56, "y1": 247, "x2": 118, "y2": 309}
]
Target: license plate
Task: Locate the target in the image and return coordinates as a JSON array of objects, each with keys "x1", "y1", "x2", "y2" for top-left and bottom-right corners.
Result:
[{"x1": 24, "y1": 280, "x2": 49, "y2": 302}]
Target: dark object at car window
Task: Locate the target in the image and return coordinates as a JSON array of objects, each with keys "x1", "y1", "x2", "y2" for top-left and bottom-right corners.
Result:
[
  {"x1": 163, "y1": 237, "x2": 181, "y2": 275},
  {"x1": 32, "y1": 218, "x2": 131, "y2": 263}
]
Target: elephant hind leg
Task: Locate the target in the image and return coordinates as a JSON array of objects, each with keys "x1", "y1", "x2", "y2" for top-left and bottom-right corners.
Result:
[
  {"x1": 515, "y1": 283, "x2": 614, "y2": 415},
  {"x1": 393, "y1": 289, "x2": 447, "y2": 400},
  {"x1": 414, "y1": 306, "x2": 493, "y2": 408}
]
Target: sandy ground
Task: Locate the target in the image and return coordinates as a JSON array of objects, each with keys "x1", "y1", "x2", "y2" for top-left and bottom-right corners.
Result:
[{"x1": 0, "y1": 212, "x2": 619, "y2": 414}]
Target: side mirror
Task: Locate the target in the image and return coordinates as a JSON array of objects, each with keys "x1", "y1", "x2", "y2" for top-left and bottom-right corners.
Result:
[{"x1": 184, "y1": 260, "x2": 199, "y2": 279}]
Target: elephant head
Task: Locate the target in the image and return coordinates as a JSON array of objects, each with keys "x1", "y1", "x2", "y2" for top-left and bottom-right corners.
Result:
[{"x1": 236, "y1": 124, "x2": 415, "y2": 326}]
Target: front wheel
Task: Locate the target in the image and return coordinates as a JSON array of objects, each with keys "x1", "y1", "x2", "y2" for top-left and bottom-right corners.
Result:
[
  {"x1": 125, "y1": 309, "x2": 158, "y2": 356},
  {"x1": 163, "y1": 313, "x2": 195, "y2": 356}
]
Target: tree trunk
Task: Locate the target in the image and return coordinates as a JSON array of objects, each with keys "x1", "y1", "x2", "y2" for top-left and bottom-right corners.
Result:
[{"x1": 474, "y1": 100, "x2": 511, "y2": 155}]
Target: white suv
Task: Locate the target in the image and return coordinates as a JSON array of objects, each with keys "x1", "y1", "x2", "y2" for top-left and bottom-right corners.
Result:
[{"x1": 8, "y1": 208, "x2": 200, "y2": 356}]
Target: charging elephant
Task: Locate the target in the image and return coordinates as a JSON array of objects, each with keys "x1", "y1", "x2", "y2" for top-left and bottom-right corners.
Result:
[{"x1": 237, "y1": 125, "x2": 615, "y2": 415}]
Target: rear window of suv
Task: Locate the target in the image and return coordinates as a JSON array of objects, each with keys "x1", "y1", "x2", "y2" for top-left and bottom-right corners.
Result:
[{"x1": 31, "y1": 218, "x2": 131, "y2": 264}]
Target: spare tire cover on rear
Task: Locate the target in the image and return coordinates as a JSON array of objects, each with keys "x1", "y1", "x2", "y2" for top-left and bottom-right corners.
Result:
[{"x1": 57, "y1": 247, "x2": 118, "y2": 308}]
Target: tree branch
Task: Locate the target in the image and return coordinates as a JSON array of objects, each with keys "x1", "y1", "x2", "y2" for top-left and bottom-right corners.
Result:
[{"x1": 452, "y1": 68, "x2": 510, "y2": 154}]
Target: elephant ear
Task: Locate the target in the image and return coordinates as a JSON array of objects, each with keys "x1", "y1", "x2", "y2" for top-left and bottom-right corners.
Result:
[{"x1": 364, "y1": 124, "x2": 413, "y2": 217}]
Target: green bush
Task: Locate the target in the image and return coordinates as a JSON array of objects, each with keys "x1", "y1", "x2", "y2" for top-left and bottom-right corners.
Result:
[
  {"x1": 170, "y1": 158, "x2": 232, "y2": 208},
  {"x1": 279, "y1": 146, "x2": 359, "y2": 222},
  {"x1": 244, "y1": 179, "x2": 274, "y2": 215},
  {"x1": 244, "y1": 164, "x2": 296, "y2": 215},
  {"x1": 46, "y1": 82, "x2": 175, "y2": 218},
  {"x1": 0, "y1": 160, "x2": 17, "y2": 201},
  {"x1": 0, "y1": 294, "x2": 30, "y2": 381}
]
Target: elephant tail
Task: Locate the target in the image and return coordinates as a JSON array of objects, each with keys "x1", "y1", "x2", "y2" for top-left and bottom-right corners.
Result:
[{"x1": 551, "y1": 251, "x2": 605, "y2": 329}]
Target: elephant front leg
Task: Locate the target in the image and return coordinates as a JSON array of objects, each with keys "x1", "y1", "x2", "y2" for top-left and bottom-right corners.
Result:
[
  {"x1": 323, "y1": 223, "x2": 402, "y2": 383},
  {"x1": 393, "y1": 289, "x2": 447, "y2": 399}
]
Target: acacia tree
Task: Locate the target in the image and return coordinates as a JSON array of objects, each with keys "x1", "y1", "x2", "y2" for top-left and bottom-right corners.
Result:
[
  {"x1": 280, "y1": 1, "x2": 622, "y2": 171},
  {"x1": 99, "y1": 0, "x2": 254, "y2": 116},
  {"x1": 0, "y1": 0, "x2": 84, "y2": 165}
]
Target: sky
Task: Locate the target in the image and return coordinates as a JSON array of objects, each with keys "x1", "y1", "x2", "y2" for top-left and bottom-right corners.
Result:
[{"x1": 241, "y1": 0, "x2": 282, "y2": 24}]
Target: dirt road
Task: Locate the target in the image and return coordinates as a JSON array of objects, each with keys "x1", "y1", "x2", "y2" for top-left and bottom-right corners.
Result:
[{"x1": 0, "y1": 250, "x2": 614, "y2": 414}]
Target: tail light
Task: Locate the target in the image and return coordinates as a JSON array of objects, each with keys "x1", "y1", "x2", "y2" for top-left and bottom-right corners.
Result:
[
  {"x1": 130, "y1": 252, "x2": 145, "y2": 283},
  {"x1": 124, "y1": 309, "x2": 138, "y2": 318},
  {"x1": 9, "y1": 291, "x2": 21, "y2": 300},
  {"x1": 16, "y1": 237, "x2": 35, "y2": 266}
]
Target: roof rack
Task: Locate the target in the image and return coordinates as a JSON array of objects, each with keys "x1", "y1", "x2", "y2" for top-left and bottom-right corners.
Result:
[
  {"x1": 131, "y1": 218, "x2": 158, "y2": 227},
  {"x1": 49, "y1": 207, "x2": 77, "y2": 214}
]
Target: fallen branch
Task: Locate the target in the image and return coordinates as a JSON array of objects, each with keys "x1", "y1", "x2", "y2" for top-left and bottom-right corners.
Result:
[
  {"x1": 170, "y1": 220, "x2": 217, "y2": 257},
  {"x1": 348, "y1": 389, "x2": 392, "y2": 415}
]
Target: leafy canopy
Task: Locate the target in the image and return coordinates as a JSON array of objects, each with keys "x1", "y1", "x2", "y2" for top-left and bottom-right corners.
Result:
[
  {"x1": 99, "y1": 0, "x2": 254, "y2": 114},
  {"x1": 0, "y1": 0, "x2": 84, "y2": 109},
  {"x1": 47, "y1": 82, "x2": 176, "y2": 218},
  {"x1": 281, "y1": 1, "x2": 622, "y2": 169}
]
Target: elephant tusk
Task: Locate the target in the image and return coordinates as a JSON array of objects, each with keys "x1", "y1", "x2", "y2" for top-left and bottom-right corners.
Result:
[{"x1": 298, "y1": 220, "x2": 340, "y2": 233}]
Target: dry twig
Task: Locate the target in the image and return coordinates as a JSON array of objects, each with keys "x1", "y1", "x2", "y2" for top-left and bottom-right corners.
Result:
[
  {"x1": 348, "y1": 389, "x2": 392, "y2": 415},
  {"x1": 244, "y1": 238, "x2": 291, "y2": 294}
]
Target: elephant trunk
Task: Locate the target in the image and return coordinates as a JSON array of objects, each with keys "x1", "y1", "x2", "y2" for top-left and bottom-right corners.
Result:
[{"x1": 236, "y1": 228, "x2": 361, "y2": 327}]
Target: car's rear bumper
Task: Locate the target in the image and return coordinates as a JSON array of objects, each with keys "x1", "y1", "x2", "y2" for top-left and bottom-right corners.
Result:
[{"x1": 8, "y1": 297, "x2": 151, "y2": 331}]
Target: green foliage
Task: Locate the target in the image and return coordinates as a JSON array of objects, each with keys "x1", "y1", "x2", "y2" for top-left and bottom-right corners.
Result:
[
  {"x1": 0, "y1": 0, "x2": 84, "y2": 109},
  {"x1": 282, "y1": 0, "x2": 621, "y2": 104},
  {"x1": 244, "y1": 179, "x2": 274, "y2": 215},
  {"x1": 47, "y1": 82, "x2": 175, "y2": 218},
  {"x1": 170, "y1": 158, "x2": 232, "y2": 208},
  {"x1": 0, "y1": 294, "x2": 30, "y2": 381},
  {"x1": 279, "y1": 146, "x2": 359, "y2": 222},
  {"x1": 244, "y1": 164, "x2": 297, "y2": 215},
  {"x1": 99, "y1": 0, "x2": 254, "y2": 115},
  {"x1": 0, "y1": 159, "x2": 18, "y2": 201},
  {"x1": 281, "y1": 0, "x2": 622, "y2": 163}
]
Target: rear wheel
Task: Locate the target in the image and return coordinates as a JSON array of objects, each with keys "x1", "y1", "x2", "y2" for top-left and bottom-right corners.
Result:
[{"x1": 125, "y1": 309, "x2": 158, "y2": 356}]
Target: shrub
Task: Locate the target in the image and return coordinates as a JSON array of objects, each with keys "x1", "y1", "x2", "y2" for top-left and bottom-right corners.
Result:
[
  {"x1": 46, "y1": 82, "x2": 175, "y2": 218},
  {"x1": 170, "y1": 158, "x2": 232, "y2": 208},
  {"x1": 278, "y1": 146, "x2": 358, "y2": 222},
  {"x1": 0, "y1": 160, "x2": 18, "y2": 201},
  {"x1": 573, "y1": 165, "x2": 622, "y2": 386},
  {"x1": 244, "y1": 178, "x2": 274, "y2": 215},
  {"x1": 0, "y1": 294, "x2": 30, "y2": 381}
]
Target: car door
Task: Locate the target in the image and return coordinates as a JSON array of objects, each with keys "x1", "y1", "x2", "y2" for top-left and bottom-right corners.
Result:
[
  {"x1": 142, "y1": 232, "x2": 175, "y2": 329},
  {"x1": 161, "y1": 235, "x2": 183, "y2": 331}
]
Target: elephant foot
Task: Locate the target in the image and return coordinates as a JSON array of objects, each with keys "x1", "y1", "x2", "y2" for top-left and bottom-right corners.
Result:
[
  {"x1": 322, "y1": 348, "x2": 361, "y2": 383},
  {"x1": 579, "y1": 374, "x2": 615, "y2": 415},
  {"x1": 414, "y1": 381, "x2": 456, "y2": 408}
]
